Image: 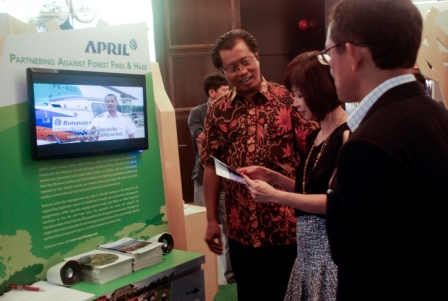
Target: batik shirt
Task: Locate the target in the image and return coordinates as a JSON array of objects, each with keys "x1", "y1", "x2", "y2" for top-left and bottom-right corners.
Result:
[{"x1": 201, "y1": 77, "x2": 316, "y2": 247}]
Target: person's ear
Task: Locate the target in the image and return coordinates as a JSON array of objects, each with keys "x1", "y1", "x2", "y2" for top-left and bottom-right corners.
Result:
[
  {"x1": 208, "y1": 88, "x2": 216, "y2": 98},
  {"x1": 346, "y1": 43, "x2": 363, "y2": 71},
  {"x1": 254, "y1": 53, "x2": 260, "y2": 66}
]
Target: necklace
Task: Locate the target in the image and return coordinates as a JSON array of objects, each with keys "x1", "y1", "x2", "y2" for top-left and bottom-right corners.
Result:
[{"x1": 302, "y1": 114, "x2": 344, "y2": 194}]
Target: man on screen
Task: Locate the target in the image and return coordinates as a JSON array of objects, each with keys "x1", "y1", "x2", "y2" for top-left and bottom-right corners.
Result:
[{"x1": 88, "y1": 94, "x2": 136, "y2": 141}]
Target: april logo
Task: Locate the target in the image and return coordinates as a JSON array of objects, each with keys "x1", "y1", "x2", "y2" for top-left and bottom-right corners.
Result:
[
  {"x1": 129, "y1": 39, "x2": 138, "y2": 51},
  {"x1": 85, "y1": 40, "x2": 136, "y2": 56}
]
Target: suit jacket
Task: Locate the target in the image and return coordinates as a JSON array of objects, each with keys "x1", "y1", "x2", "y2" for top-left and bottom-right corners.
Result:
[{"x1": 326, "y1": 81, "x2": 448, "y2": 301}]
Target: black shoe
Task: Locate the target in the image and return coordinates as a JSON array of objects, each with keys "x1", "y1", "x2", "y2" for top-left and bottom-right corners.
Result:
[{"x1": 226, "y1": 276, "x2": 236, "y2": 284}]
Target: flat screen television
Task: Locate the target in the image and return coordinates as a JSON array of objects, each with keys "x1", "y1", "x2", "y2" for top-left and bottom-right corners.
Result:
[{"x1": 27, "y1": 68, "x2": 149, "y2": 160}]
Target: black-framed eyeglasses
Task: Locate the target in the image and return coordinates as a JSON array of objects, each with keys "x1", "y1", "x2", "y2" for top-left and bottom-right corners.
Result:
[
  {"x1": 222, "y1": 56, "x2": 256, "y2": 75},
  {"x1": 317, "y1": 42, "x2": 366, "y2": 65}
]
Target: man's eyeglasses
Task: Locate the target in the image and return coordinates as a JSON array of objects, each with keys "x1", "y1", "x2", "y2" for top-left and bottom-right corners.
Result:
[
  {"x1": 216, "y1": 89, "x2": 229, "y2": 94},
  {"x1": 317, "y1": 42, "x2": 366, "y2": 65},
  {"x1": 222, "y1": 56, "x2": 256, "y2": 75}
]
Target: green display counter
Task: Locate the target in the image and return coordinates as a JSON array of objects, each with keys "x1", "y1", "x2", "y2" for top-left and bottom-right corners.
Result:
[{"x1": 72, "y1": 249, "x2": 205, "y2": 301}]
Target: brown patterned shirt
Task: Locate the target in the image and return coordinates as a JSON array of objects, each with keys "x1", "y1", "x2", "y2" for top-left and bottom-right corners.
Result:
[{"x1": 201, "y1": 77, "x2": 316, "y2": 247}]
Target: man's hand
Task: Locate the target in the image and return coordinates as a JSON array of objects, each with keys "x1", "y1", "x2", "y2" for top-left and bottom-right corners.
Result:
[{"x1": 205, "y1": 220, "x2": 223, "y2": 255}]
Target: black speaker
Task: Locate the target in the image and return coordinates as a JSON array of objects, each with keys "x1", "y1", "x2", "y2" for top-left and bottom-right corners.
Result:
[
  {"x1": 149, "y1": 232, "x2": 174, "y2": 254},
  {"x1": 46, "y1": 260, "x2": 82, "y2": 286}
]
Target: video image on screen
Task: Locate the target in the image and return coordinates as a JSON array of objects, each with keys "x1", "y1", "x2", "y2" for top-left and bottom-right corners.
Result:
[
  {"x1": 27, "y1": 68, "x2": 149, "y2": 160},
  {"x1": 34, "y1": 84, "x2": 145, "y2": 144}
]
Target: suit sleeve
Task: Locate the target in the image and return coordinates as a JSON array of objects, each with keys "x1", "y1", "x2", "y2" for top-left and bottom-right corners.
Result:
[{"x1": 188, "y1": 107, "x2": 204, "y2": 140}]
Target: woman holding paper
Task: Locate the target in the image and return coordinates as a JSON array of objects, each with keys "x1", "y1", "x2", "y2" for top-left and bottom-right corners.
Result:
[{"x1": 238, "y1": 51, "x2": 349, "y2": 301}]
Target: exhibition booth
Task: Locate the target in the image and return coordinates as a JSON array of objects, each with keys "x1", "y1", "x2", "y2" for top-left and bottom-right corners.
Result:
[
  {"x1": 0, "y1": 13, "x2": 218, "y2": 301},
  {"x1": 0, "y1": 1, "x2": 447, "y2": 300}
]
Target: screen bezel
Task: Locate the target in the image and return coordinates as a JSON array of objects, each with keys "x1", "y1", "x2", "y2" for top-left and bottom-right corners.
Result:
[{"x1": 27, "y1": 68, "x2": 149, "y2": 160}]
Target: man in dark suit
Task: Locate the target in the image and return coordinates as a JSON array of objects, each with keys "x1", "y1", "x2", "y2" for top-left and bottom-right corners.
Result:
[{"x1": 321, "y1": 0, "x2": 448, "y2": 300}]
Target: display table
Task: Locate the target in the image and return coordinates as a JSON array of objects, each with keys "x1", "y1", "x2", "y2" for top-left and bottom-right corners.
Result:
[{"x1": 72, "y1": 249, "x2": 205, "y2": 301}]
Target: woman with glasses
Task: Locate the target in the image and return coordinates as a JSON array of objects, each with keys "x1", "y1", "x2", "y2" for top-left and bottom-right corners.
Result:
[{"x1": 239, "y1": 51, "x2": 349, "y2": 301}]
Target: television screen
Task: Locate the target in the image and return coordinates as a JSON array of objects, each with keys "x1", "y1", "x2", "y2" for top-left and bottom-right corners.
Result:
[{"x1": 27, "y1": 68, "x2": 149, "y2": 160}]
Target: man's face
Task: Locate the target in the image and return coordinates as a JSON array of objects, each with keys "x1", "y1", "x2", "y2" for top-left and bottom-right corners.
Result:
[
  {"x1": 219, "y1": 39, "x2": 261, "y2": 99},
  {"x1": 68, "y1": 0, "x2": 101, "y2": 23},
  {"x1": 104, "y1": 95, "x2": 118, "y2": 113},
  {"x1": 327, "y1": 39, "x2": 362, "y2": 104},
  {"x1": 291, "y1": 86, "x2": 314, "y2": 121},
  {"x1": 325, "y1": 33, "x2": 349, "y2": 103}
]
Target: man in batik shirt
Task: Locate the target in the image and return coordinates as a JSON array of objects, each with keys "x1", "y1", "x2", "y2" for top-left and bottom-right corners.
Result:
[{"x1": 201, "y1": 29, "x2": 316, "y2": 301}]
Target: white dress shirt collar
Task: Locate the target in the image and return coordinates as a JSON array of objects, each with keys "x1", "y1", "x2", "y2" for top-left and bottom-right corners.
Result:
[{"x1": 347, "y1": 74, "x2": 415, "y2": 132}]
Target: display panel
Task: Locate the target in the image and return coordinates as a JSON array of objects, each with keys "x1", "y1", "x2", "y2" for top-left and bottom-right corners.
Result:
[{"x1": 27, "y1": 68, "x2": 149, "y2": 160}]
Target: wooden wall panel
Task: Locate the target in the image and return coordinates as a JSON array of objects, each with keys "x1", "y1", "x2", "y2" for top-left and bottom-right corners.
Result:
[
  {"x1": 240, "y1": 0, "x2": 302, "y2": 56},
  {"x1": 294, "y1": 0, "x2": 327, "y2": 53},
  {"x1": 170, "y1": 54, "x2": 216, "y2": 108},
  {"x1": 167, "y1": 0, "x2": 239, "y2": 46},
  {"x1": 240, "y1": 0, "x2": 327, "y2": 85},
  {"x1": 260, "y1": 54, "x2": 294, "y2": 85}
]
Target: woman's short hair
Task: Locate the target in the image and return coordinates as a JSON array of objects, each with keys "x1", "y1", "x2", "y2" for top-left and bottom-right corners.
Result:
[{"x1": 284, "y1": 51, "x2": 340, "y2": 121}]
